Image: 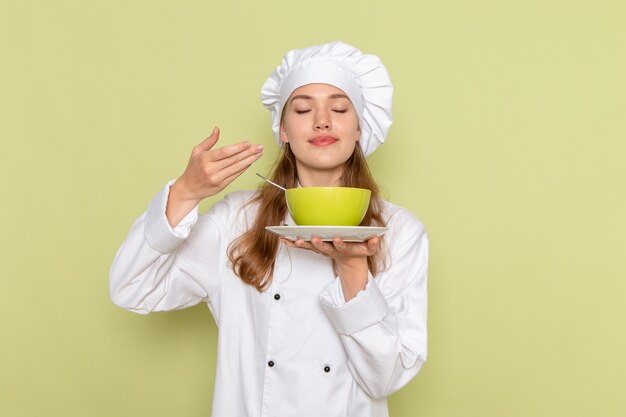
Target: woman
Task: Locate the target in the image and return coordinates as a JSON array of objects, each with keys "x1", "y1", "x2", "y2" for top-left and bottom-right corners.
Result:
[{"x1": 110, "y1": 41, "x2": 428, "y2": 417}]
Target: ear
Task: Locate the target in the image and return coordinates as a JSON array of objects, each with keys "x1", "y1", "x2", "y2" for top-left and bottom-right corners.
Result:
[
  {"x1": 355, "y1": 125, "x2": 362, "y2": 142},
  {"x1": 279, "y1": 121, "x2": 290, "y2": 144}
]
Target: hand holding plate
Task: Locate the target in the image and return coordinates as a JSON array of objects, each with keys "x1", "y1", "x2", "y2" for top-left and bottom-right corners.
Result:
[{"x1": 281, "y1": 235, "x2": 380, "y2": 301}]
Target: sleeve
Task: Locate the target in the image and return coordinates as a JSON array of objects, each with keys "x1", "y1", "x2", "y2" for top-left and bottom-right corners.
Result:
[
  {"x1": 319, "y1": 214, "x2": 428, "y2": 399},
  {"x1": 109, "y1": 180, "x2": 226, "y2": 315}
]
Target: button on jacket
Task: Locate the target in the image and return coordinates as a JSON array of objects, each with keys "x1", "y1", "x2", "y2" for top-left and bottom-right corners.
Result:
[{"x1": 110, "y1": 181, "x2": 429, "y2": 417}]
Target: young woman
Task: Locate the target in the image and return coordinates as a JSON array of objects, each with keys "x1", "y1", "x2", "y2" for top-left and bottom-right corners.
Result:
[{"x1": 110, "y1": 41, "x2": 428, "y2": 417}]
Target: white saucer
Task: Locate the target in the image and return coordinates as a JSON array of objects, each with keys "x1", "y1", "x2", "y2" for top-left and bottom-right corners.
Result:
[{"x1": 265, "y1": 226, "x2": 388, "y2": 242}]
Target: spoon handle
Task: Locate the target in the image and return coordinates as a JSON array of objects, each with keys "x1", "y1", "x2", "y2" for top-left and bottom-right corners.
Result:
[{"x1": 256, "y1": 173, "x2": 287, "y2": 191}]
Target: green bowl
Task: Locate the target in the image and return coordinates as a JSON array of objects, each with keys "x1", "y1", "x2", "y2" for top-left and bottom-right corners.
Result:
[{"x1": 285, "y1": 187, "x2": 371, "y2": 226}]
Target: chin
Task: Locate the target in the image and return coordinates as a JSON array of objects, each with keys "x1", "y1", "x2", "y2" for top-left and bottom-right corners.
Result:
[{"x1": 308, "y1": 157, "x2": 349, "y2": 170}]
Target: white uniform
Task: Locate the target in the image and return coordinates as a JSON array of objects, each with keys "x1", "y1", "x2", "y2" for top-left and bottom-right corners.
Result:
[{"x1": 110, "y1": 181, "x2": 429, "y2": 417}]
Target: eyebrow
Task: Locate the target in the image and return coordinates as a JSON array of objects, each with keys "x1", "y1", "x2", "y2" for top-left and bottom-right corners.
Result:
[{"x1": 290, "y1": 93, "x2": 350, "y2": 103}]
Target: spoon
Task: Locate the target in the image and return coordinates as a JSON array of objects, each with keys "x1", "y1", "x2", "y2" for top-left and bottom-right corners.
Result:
[{"x1": 256, "y1": 173, "x2": 287, "y2": 191}]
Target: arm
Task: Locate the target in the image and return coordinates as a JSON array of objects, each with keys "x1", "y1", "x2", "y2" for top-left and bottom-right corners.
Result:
[
  {"x1": 109, "y1": 181, "x2": 221, "y2": 314},
  {"x1": 110, "y1": 127, "x2": 263, "y2": 314},
  {"x1": 319, "y1": 214, "x2": 429, "y2": 399}
]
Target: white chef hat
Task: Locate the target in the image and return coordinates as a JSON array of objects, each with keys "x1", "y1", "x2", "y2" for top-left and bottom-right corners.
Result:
[{"x1": 260, "y1": 41, "x2": 393, "y2": 157}]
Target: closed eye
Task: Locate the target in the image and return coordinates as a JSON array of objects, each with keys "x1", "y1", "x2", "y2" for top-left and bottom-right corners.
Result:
[{"x1": 295, "y1": 109, "x2": 347, "y2": 114}]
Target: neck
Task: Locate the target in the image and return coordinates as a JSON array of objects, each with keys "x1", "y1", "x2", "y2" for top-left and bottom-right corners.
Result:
[{"x1": 296, "y1": 163, "x2": 343, "y2": 187}]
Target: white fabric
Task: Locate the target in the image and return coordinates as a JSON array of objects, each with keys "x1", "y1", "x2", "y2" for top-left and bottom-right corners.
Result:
[
  {"x1": 110, "y1": 180, "x2": 428, "y2": 417},
  {"x1": 261, "y1": 41, "x2": 394, "y2": 157}
]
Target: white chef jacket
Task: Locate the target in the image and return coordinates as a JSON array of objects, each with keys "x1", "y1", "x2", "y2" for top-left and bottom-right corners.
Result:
[{"x1": 110, "y1": 180, "x2": 429, "y2": 417}]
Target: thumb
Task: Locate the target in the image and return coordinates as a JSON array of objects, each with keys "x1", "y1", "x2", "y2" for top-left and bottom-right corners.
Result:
[
  {"x1": 195, "y1": 127, "x2": 220, "y2": 152},
  {"x1": 367, "y1": 236, "x2": 380, "y2": 252}
]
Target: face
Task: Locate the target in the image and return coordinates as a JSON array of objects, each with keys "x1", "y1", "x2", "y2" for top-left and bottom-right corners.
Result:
[{"x1": 280, "y1": 83, "x2": 361, "y2": 185}]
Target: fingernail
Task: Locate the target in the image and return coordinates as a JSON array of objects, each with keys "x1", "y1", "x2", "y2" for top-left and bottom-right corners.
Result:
[{"x1": 256, "y1": 145, "x2": 264, "y2": 152}]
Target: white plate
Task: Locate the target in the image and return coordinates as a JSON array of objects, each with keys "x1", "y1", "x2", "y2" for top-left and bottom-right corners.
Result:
[{"x1": 265, "y1": 226, "x2": 388, "y2": 242}]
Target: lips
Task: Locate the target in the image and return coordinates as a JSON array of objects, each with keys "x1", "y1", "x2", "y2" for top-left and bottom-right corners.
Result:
[{"x1": 309, "y1": 136, "x2": 338, "y2": 146}]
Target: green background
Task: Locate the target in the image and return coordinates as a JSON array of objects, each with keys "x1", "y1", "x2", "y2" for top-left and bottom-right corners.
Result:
[{"x1": 1, "y1": 0, "x2": 624, "y2": 416}]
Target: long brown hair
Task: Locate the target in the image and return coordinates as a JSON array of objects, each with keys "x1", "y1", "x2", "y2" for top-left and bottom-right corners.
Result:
[{"x1": 227, "y1": 144, "x2": 387, "y2": 291}]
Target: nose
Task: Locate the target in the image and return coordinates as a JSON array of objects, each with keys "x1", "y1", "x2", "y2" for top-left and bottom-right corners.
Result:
[{"x1": 314, "y1": 110, "x2": 331, "y2": 130}]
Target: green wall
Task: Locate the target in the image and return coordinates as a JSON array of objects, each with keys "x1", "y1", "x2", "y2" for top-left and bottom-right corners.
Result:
[{"x1": 1, "y1": 1, "x2": 624, "y2": 416}]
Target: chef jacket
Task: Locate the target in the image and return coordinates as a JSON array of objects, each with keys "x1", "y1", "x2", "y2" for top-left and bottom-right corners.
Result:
[{"x1": 110, "y1": 180, "x2": 429, "y2": 417}]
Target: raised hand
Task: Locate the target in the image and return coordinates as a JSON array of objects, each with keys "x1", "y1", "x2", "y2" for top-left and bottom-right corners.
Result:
[{"x1": 166, "y1": 127, "x2": 263, "y2": 226}]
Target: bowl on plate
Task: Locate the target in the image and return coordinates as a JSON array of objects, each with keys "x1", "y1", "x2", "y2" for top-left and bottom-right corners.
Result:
[{"x1": 285, "y1": 187, "x2": 371, "y2": 226}]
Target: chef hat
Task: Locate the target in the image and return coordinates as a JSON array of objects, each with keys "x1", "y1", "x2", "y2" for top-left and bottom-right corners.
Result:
[{"x1": 260, "y1": 41, "x2": 393, "y2": 157}]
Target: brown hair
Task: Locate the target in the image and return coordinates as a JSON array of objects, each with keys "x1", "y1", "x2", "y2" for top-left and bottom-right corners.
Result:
[{"x1": 227, "y1": 144, "x2": 387, "y2": 292}]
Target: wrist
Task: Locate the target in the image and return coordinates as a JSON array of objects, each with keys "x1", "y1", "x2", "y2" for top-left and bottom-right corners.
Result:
[
  {"x1": 338, "y1": 257, "x2": 368, "y2": 278},
  {"x1": 338, "y1": 258, "x2": 368, "y2": 301},
  {"x1": 165, "y1": 178, "x2": 201, "y2": 228},
  {"x1": 170, "y1": 178, "x2": 201, "y2": 205}
]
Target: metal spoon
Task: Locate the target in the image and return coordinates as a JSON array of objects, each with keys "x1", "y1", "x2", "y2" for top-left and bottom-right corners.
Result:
[{"x1": 256, "y1": 173, "x2": 287, "y2": 191}]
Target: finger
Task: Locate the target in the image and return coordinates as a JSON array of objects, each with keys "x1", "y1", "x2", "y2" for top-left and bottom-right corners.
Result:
[
  {"x1": 295, "y1": 238, "x2": 311, "y2": 248},
  {"x1": 194, "y1": 127, "x2": 220, "y2": 152},
  {"x1": 332, "y1": 237, "x2": 372, "y2": 256},
  {"x1": 294, "y1": 238, "x2": 319, "y2": 253},
  {"x1": 206, "y1": 141, "x2": 253, "y2": 162},
  {"x1": 367, "y1": 236, "x2": 380, "y2": 253},
  {"x1": 279, "y1": 238, "x2": 296, "y2": 247},
  {"x1": 209, "y1": 144, "x2": 263, "y2": 172},
  {"x1": 208, "y1": 150, "x2": 263, "y2": 186},
  {"x1": 216, "y1": 156, "x2": 261, "y2": 189},
  {"x1": 311, "y1": 237, "x2": 336, "y2": 255},
  {"x1": 332, "y1": 237, "x2": 365, "y2": 255},
  {"x1": 332, "y1": 237, "x2": 347, "y2": 252},
  {"x1": 215, "y1": 168, "x2": 247, "y2": 191}
]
